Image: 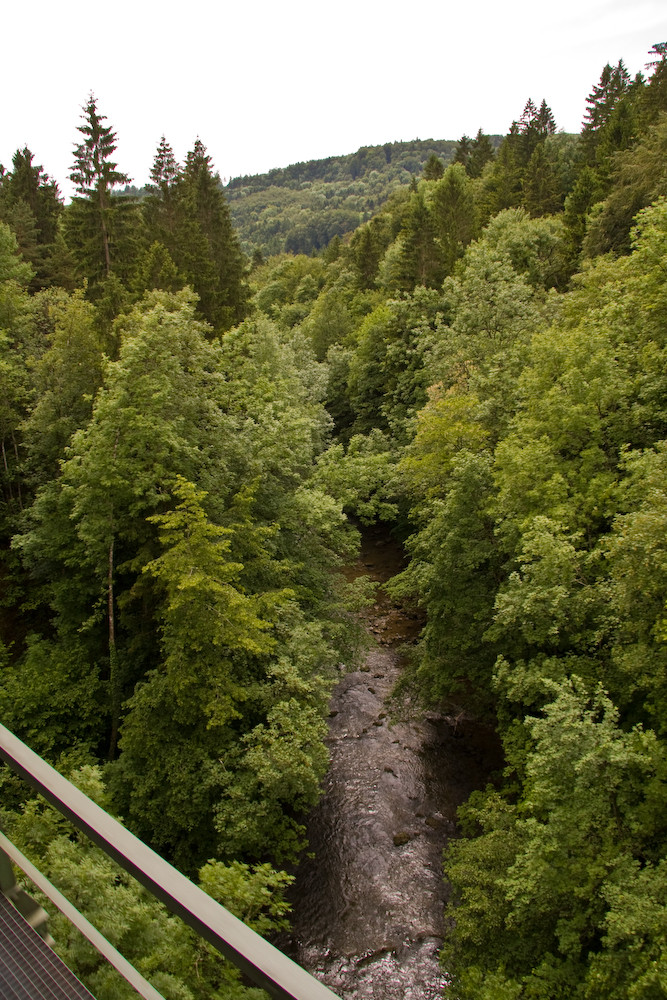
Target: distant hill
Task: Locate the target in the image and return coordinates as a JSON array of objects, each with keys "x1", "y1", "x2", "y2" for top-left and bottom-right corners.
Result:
[{"x1": 224, "y1": 138, "x2": 502, "y2": 257}]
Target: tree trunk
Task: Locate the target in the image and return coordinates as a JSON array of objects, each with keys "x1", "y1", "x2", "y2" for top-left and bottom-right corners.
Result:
[
  {"x1": 99, "y1": 186, "x2": 112, "y2": 277},
  {"x1": 108, "y1": 535, "x2": 120, "y2": 760}
]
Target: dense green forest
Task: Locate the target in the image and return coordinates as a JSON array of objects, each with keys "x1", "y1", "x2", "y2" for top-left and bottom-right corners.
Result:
[
  {"x1": 1, "y1": 41, "x2": 667, "y2": 999},
  {"x1": 224, "y1": 138, "x2": 501, "y2": 258},
  {"x1": 125, "y1": 137, "x2": 503, "y2": 259}
]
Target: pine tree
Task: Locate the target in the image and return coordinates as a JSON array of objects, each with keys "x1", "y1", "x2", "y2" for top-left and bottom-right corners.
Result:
[
  {"x1": 65, "y1": 94, "x2": 137, "y2": 288},
  {"x1": 641, "y1": 41, "x2": 667, "y2": 123},
  {"x1": 518, "y1": 98, "x2": 556, "y2": 165},
  {"x1": 581, "y1": 61, "x2": 631, "y2": 163},
  {"x1": 0, "y1": 147, "x2": 63, "y2": 288},
  {"x1": 4, "y1": 147, "x2": 61, "y2": 245},
  {"x1": 144, "y1": 136, "x2": 180, "y2": 245},
  {"x1": 583, "y1": 61, "x2": 631, "y2": 134},
  {"x1": 453, "y1": 135, "x2": 472, "y2": 172},
  {"x1": 481, "y1": 124, "x2": 523, "y2": 216},
  {"x1": 468, "y1": 129, "x2": 495, "y2": 178},
  {"x1": 522, "y1": 143, "x2": 562, "y2": 217},
  {"x1": 423, "y1": 153, "x2": 445, "y2": 181},
  {"x1": 537, "y1": 99, "x2": 557, "y2": 136},
  {"x1": 432, "y1": 164, "x2": 477, "y2": 274},
  {"x1": 397, "y1": 190, "x2": 442, "y2": 290},
  {"x1": 177, "y1": 139, "x2": 248, "y2": 330}
]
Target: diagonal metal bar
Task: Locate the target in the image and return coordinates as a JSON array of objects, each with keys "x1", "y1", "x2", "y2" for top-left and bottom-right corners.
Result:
[
  {"x1": 0, "y1": 832, "x2": 166, "y2": 1000},
  {"x1": 0, "y1": 724, "x2": 340, "y2": 1000}
]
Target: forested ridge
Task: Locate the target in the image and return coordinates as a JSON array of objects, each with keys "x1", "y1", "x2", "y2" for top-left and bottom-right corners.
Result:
[
  {"x1": 223, "y1": 138, "x2": 500, "y2": 258},
  {"x1": 0, "y1": 41, "x2": 666, "y2": 999}
]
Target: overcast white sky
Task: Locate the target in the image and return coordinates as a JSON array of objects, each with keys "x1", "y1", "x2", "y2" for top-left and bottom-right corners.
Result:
[{"x1": 2, "y1": 0, "x2": 665, "y2": 198}]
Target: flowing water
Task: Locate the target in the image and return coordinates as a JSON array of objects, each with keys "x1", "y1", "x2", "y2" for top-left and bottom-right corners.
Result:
[{"x1": 281, "y1": 530, "x2": 501, "y2": 998}]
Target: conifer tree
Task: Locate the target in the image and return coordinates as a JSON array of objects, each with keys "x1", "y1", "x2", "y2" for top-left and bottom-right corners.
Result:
[
  {"x1": 481, "y1": 123, "x2": 524, "y2": 216},
  {"x1": 583, "y1": 61, "x2": 631, "y2": 134},
  {"x1": 0, "y1": 147, "x2": 63, "y2": 288},
  {"x1": 2, "y1": 147, "x2": 61, "y2": 245},
  {"x1": 453, "y1": 135, "x2": 472, "y2": 171},
  {"x1": 467, "y1": 129, "x2": 495, "y2": 178},
  {"x1": 581, "y1": 61, "x2": 631, "y2": 163},
  {"x1": 65, "y1": 94, "x2": 137, "y2": 288},
  {"x1": 537, "y1": 99, "x2": 557, "y2": 136},
  {"x1": 397, "y1": 189, "x2": 442, "y2": 290},
  {"x1": 639, "y1": 42, "x2": 667, "y2": 125},
  {"x1": 183, "y1": 140, "x2": 247, "y2": 319},
  {"x1": 143, "y1": 136, "x2": 180, "y2": 245},
  {"x1": 147, "y1": 138, "x2": 248, "y2": 331},
  {"x1": 423, "y1": 153, "x2": 445, "y2": 181},
  {"x1": 522, "y1": 143, "x2": 562, "y2": 217},
  {"x1": 432, "y1": 164, "x2": 477, "y2": 274},
  {"x1": 518, "y1": 98, "x2": 556, "y2": 165}
]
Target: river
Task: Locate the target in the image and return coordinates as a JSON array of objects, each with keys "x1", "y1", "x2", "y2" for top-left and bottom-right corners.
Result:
[{"x1": 281, "y1": 529, "x2": 501, "y2": 998}]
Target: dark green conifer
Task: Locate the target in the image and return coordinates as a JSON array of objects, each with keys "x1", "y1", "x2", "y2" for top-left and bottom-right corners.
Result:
[
  {"x1": 581, "y1": 61, "x2": 631, "y2": 163},
  {"x1": 397, "y1": 190, "x2": 442, "y2": 289},
  {"x1": 467, "y1": 129, "x2": 495, "y2": 178},
  {"x1": 453, "y1": 135, "x2": 472, "y2": 172},
  {"x1": 178, "y1": 139, "x2": 248, "y2": 331},
  {"x1": 522, "y1": 142, "x2": 562, "y2": 217},
  {"x1": 423, "y1": 153, "x2": 445, "y2": 181},
  {"x1": 0, "y1": 147, "x2": 63, "y2": 288},
  {"x1": 64, "y1": 94, "x2": 138, "y2": 289},
  {"x1": 144, "y1": 136, "x2": 180, "y2": 244}
]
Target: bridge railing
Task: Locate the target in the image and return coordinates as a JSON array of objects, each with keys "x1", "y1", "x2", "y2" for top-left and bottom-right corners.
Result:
[{"x1": 0, "y1": 723, "x2": 340, "y2": 1000}]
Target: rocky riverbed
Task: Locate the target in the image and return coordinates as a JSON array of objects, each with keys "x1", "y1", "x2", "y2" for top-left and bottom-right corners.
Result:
[{"x1": 282, "y1": 531, "x2": 500, "y2": 998}]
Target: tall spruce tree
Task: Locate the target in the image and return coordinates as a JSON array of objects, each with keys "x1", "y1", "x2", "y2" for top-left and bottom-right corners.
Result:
[
  {"x1": 143, "y1": 136, "x2": 180, "y2": 246},
  {"x1": 65, "y1": 94, "x2": 137, "y2": 289},
  {"x1": 178, "y1": 139, "x2": 248, "y2": 331},
  {"x1": 467, "y1": 129, "x2": 495, "y2": 178},
  {"x1": 0, "y1": 147, "x2": 63, "y2": 288},
  {"x1": 581, "y1": 61, "x2": 632, "y2": 164},
  {"x1": 453, "y1": 135, "x2": 472, "y2": 172}
]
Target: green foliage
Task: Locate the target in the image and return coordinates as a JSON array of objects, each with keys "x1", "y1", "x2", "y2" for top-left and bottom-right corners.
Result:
[
  {"x1": 144, "y1": 477, "x2": 274, "y2": 726},
  {"x1": 0, "y1": 219, "x2": 34, "y2": 291},
  {"x1": 395, "y1": 188, "x2": 443, "y2": 290},
  {"x1": 5, "y1": 63, "x2": 667, "y2": 998},
  {"x1": 0, "y1": 223, "x2": 35, "y2": 532},
  {"x1": 390, "y1": 450, "x2": 501, "y2": 710},
  {"x1": 0, "y1": 765, "x2": 285, "y2": 1000},
  {"x1": 65, "y1": 94, "x2": 139, "y2": 291},
  {"x1": 22, "y1": 291, "x2": 104, "y2": 484},
  {"x1": 583, "y1": 118, "x2": 667, "y2": 257},
  {"x1": 214, "y1": 696, "x2": 329, "y2": 862},
  {"x1": 198, "y1": 860, "x2": 292, "y2": 936},
  {"x1": 178, "y1": 140, "x2": 248, "y2": 330},
  {"x1": 300, "y1": 285, "x2": 354, "y2": 359},
  {"x1": 141, "y1": 136, "x2": 249, "y2": 331},
  {"x1": 423, "y1": 153, "x2": 445, "y2": 181},
  {"x1": 347, "y1": 287, "x2": 442, "y2": 440},
  {"x1": 0, "y1": 146, "x2": 64, "y2": 290},
  {"x1": 443, "y1": 680, "x2": 667, "y2": 999},
  {"x1": 606, "y1": 443, "x2": 667, "y2": 730},
  {"x1": 314, "y1": 430, "x2": 399, "y2": 524},
  {"x1": 226, "y1": 139, "x2": 465, "y2": 256},
  {"x1": 431, "y1": 163, "x2": 478, "y2": 275},
  {"x1": 0, "y1": 634, "x2": 105, "y2": 758}
]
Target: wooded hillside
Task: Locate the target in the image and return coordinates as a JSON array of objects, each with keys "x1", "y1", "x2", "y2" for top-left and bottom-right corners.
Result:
[
  {"x1": 1, "y1": 43, "x2": 667, "y2": 999},
  {"x1": 225, "y1": 139, "x2": 481, "y2": 256}
]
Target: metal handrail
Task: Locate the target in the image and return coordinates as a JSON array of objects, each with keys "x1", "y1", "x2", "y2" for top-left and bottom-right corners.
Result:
[
  {"x1": 0, "y1": 723, "x2": 340, "y2": 1000},
  {"x1": 0, "y1": 831, "x2": 165, "y2": 1000}
]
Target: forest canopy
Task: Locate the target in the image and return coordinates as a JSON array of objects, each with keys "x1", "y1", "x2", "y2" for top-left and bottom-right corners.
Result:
[{"x1": 1, "y1": 42, "x2": 667, "y2": 998}]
